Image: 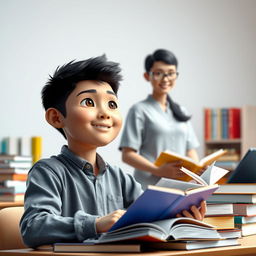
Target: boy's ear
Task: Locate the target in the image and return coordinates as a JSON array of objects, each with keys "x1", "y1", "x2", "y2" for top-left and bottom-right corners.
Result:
[
  {"x1": 144, "y1": 72, "x2": 150, "y2": 81},
  {"x1": 45, "y1": 108, "x2": 65, "y2": 128}
]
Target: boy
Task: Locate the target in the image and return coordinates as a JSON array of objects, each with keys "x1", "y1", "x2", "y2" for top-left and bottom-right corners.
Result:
[{"x1": 20, "y1": 55, "x2": 206, "y2": 248}]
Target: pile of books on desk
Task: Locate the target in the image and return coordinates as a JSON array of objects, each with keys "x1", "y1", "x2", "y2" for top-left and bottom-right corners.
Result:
[
  {"x1": 207, "y1": 183, "x2": 256, "y2": 237},
  {"x1": 0, "y1": 154, "x2": 32, "y2": 202}
]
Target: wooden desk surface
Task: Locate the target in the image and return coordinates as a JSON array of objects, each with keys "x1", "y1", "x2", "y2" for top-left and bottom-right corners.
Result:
[
  {"x1": 0, "y1": 235, "x2": 255, "y2": 256},
  {"x1": 0, "y1": 201, "x2": 23, "y2": 210}
]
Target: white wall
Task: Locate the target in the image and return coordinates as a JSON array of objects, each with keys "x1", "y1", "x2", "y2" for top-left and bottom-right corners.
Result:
[{"x1": 1, "y1": 0, "x2": 256, "y2": 174}]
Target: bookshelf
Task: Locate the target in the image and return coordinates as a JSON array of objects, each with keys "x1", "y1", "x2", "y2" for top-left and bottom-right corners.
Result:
[{"x1": 204, "y1": 105, "x2": 256, "y2": 175}]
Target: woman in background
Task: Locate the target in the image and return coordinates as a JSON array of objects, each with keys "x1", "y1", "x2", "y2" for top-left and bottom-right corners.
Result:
[{"x1": 119, "y1": 49, "x2": 200, "y2": 190}]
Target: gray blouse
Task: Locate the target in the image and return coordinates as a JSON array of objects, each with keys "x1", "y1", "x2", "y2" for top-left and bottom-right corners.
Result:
[
  {"x1": 119, "y1": 95, "x2": 199, "y2": 190},
  {"x1": 20, "y1": 145, "x2": 142, "y2": 248}
]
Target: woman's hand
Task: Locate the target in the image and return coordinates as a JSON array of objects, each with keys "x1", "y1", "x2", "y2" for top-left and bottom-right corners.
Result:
[
  {"x1": 96, "y1": 209, "x2": 126, "y2": 233},
  {"x1": 176, "y1": 200, "x2": 207, "y2": 221},
  {"x1": 157, "y1": 161, "x2": 185, "y2": 179}
]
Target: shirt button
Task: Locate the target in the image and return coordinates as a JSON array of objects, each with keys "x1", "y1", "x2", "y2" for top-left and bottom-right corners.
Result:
[{"x1": 85, "y1": 163, "x2": 91, "y2": 170}]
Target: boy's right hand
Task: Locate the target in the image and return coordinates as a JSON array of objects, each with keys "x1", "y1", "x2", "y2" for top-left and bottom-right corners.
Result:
[{"x1": 96, "y1": 209, "x2": 126, "y2": 233}]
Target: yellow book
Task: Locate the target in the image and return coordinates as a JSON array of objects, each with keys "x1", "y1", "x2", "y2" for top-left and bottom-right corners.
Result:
[
  {"x1": 154, "y1": 149, "x2": 226, "y2": 181},
  {"x1": 31, "y1": 136, "x2": 43, "y2": 163},
  {"x1": 203, "y1": 215, "x2": 235, "y2": 230}
]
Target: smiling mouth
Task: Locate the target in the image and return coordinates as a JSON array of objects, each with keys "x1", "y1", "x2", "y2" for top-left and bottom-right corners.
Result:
[{"x1": 92, "y1": 124, "x2": 111, "y2": 130}]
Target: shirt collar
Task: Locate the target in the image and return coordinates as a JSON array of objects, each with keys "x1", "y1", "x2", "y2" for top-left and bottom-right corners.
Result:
[{"x1": 60, "y1": 145, "x2": 108, "y2": 174}]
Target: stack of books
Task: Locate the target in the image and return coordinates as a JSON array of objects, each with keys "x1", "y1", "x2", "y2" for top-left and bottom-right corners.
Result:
[
  {"x1": 207, "y1": 183, "x2": 256, "y2": 237},
  {"x1": 0, "y1": 154, "x2": 32, "y2": 202}
]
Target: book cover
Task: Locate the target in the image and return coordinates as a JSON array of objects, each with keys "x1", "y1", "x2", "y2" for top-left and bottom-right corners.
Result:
[
  {"x1": 154, "y1": 149, "x2": 226, "y2": 176},
  {"x1": 0, "y1": 161, "x2": 32, "y2": 169},
  {"x1": 109, "y1": 184, "x2": 219, "y2": 232},
  {"x1": 32, "y1": 136, "x2": 42, "y2": 163}
]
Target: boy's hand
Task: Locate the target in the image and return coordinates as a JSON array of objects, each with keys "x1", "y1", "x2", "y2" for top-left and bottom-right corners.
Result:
[
  {"x1": 176, "y1": 201, "x2": 207, "y2": 221},
  {"x1": 96, "y1": 209, "x2": 126, "y2": 233}
]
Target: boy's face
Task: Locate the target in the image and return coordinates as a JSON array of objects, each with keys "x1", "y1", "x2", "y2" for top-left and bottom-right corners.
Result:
[
  {"x1": 144, "y1": 61, "x2": 178, "y2": 95},
  {"x1": 61, "y1": 80, "x2": 122, "y2": 149}
]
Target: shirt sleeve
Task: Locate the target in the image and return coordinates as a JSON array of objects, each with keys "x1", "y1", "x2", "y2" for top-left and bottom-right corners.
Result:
[
  {"x1": 186, "y1": 120, "x2": 200, "y2": 150},
  {"x1": 20, "y1": 163, "x2": 99, "y2": 248},
  {"x1": 119, "y1": 105, "x2": 145, "y2": 152}
]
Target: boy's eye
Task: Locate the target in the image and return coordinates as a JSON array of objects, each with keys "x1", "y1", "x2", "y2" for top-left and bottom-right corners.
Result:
[
  {"x1": 80, "y1": 98, "x2": 95, "y2": 107},
  {"x1": 108, "y1": 100, "x2": 118, "y2": 109}
]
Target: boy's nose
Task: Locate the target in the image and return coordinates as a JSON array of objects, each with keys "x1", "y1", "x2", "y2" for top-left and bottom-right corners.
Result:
[{"x1": 98, "y1": 110, "x2": 110, "y2": 119}]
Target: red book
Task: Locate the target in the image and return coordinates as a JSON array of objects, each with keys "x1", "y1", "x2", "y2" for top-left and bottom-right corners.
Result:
[
  {"x1": 204, "y1": 108, "x2": 211, "y2": 140},
  {"x1": 228, "y1": 108, "x2": 241, "y2": 139}
]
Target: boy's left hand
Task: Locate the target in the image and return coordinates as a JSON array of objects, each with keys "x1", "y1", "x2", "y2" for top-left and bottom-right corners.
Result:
[{"x1": 176, "y1": 200, "x2": 207, "y2": 221}]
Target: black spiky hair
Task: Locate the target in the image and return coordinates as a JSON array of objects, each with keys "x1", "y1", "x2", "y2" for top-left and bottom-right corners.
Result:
[{"x1": 41, "y1": 55, "x2": 122, "y2": 138}]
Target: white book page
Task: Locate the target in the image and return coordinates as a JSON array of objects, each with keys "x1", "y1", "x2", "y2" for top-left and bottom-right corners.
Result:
[
  {"x1": 180, "y1": 167, "x2": 208, "y2": 186},
  {"x1": 156, "y1": 178, "x2": 202, "y2": 191},
  {"x1": 200, "y1": 164, "x2": 229, "y2": 185}
]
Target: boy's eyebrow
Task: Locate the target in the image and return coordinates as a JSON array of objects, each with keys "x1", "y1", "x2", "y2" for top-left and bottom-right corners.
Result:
[
  {"x1": 76, "y1": 89, "x2": 96, "y2": 96},
  {"x1": 76, "y1": 89, "x2": 117, "y2": 97},
  {"x1": 107, "y1": 90, "x2": 117, "y2": 96}
]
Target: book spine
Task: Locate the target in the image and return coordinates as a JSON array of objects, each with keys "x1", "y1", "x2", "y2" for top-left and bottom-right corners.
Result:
[
  {"x1": 221, "y1": 108, "x2": 228, "y2": 139},
  {"x1": 204, "y1": 108, "x2": 211, "y2": 140},
  {"x1": 211, "y1": 109, "x2": 217, "y2": 140},
  {"x1": 32, "y1": 136, "x2": 42, "y2": 163},
  {"x1": 228, "y1": 108, "x2": 241, "y2": 139}
]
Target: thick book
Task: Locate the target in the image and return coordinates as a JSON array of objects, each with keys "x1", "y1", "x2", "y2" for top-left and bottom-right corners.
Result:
[
  {"x1": 148, "y1": 238, "x2": 240, "y2": 250},
  {"x1": 214, "y1": 183, "x2": 256, "y2": 194},
  {"x1": 154, "y1": 149, "x2": 226, "y2": 179},
  {"x1": 0, "y1": 168, "x2": 29, "y2": 174},
  {"x1": 37, "y1": 243, "x2": 143, "y2": 253},
  {"x1": 233, "y1": 203, "x2": 256, "y2": 216},
  {"x1": 203, "y1": 215, "x2": 235, "y2": 230},
  {"x1": 235, "y1": 222, "x2": 256, "y2": 236},
  {"x1": 206, "y1": 203, "x2": 234, "y2": 216},
  {"x1": 0, "y1": 174, "x2": 27, "y2": 182},
  {"x1": 0, "y1": 154, "x2": 32, "y2": 162},
  {"x1": 0, "y1": 193, "x2": 24, "y2": 202},
  {"x1": 207, "y1": 194, "x2": 256, "y2": 204},
  {"x1": 0, "y1": 161, "x2": 32, "y2": 169},
  {"x1": 109, "y1": 183, "x2": 219, "y2": 232},
  {"x1": 235, "y1": 215, "x2": 256, "y2": 224},
  {"x1": 98, "y1": 217, "x2": 220, "y2": 243}
]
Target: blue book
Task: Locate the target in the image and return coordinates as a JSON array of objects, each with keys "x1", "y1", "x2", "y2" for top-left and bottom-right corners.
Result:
[{"x1": 109, "y1": 184, "x2": 219, "y2": 232}]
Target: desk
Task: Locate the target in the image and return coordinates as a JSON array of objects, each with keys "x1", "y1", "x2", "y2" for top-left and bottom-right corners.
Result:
[
  {"x1": 0, "y1": 201, "x2": 23, "y2": 210},
  {"x1": 0, "y1": 235, "x2": 255, "y2": 256}
]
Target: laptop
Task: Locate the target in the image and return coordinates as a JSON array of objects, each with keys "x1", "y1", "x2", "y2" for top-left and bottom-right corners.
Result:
[{"x1": 227, "y1": 148, "x2": 256, "y2": 183}]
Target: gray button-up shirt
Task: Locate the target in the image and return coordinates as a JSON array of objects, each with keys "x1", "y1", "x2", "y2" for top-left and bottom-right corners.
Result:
[
  {"x1": 119, "y1": 95, "x2": 200, "y2": 190},
  {"x1": 20, "y1": 145, "x2": 142, "y2": 248}
]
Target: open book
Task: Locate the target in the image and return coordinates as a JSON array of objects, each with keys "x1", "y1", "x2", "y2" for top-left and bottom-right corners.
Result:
[
  {"x1": 154, "y1": 149, "x2": 226, "y2": 181},
  {"x1": 98, "y1": 217, "x2": 220, "y2": 244},
  {"x1": 108, "y1": 183, "x2": 219, "y2": 232},
  {"x1": 156, "y1": 163, "x2": 229, "y2": 191}
]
